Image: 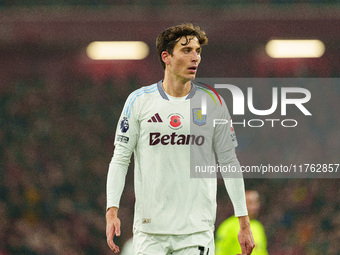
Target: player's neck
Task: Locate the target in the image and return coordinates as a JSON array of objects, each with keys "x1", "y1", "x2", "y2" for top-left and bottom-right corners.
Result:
[{"x1": 162, "y1": 75, "x2": 191, "y2": 97}]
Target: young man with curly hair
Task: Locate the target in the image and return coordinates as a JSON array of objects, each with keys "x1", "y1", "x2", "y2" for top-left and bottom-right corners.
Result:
[{"x1": 106, "y1": 23, "x2": 255, "y2": 255}]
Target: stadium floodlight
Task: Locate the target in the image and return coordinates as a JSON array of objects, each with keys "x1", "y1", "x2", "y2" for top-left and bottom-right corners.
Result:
[
  {"x1": 86, "y1": 41, "x2": 149, "y2": 60},
  {"x1": 265, "y1": 39, "x2": 325, "y2": 58}
]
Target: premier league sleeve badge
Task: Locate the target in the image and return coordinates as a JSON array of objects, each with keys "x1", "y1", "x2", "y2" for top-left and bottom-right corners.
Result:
[{"x1": 120, "y1": 117, "x2": 129, "y2": 133}]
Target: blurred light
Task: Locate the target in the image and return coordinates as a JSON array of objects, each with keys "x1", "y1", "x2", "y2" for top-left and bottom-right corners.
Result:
[
  {"x1": 265, "y1": 40, "x2": 325, "y2": 58},
  {"x1": 86, "y1": 41, "x2": 149, "y2": 60}
]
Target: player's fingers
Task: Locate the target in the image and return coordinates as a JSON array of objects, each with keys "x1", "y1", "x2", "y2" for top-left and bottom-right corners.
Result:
[
  {"x1": 247, "y1": 244, "x2": 254, "y2": 255},
  {"x1": 108, "y1": 238, "x2": 119, "y2": 254},
  {"x1": 113, "y1": 245, "x2": 120, "y2": 253},
  {"x1": 106, "y1": 234, "x2": 114, "y2": 251},
  {"x1": 114, "y1": 219, "x2": 121, "y2": 236},
  {"x1": 107, "y1": 236, "x2": 114, "y2": 251},
  {"x1": 108, "y1": 240, "x2": 116, "y2": 252},
  {"x1": 106, "y1": 224, "x2": 116, "y2": 251},
  {"x1": 240, "y1": 243, "x2": 248, "y2": 255},
  {"x1": 248, "y1": 240, "x2": 255, "y2": 254},
  {"x1": 243, "y1": 243, "x2": 254, "y2": 255}
]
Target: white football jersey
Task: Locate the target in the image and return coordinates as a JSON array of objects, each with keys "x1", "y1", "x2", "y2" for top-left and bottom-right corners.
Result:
[{"x1": 107, "y1": 80, "x2": 247, "y2": 235}]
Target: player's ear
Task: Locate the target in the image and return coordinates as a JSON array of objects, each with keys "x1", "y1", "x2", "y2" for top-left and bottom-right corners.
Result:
[{"x1": 161, "y1": 51, "x2": 171, "y2": 66}]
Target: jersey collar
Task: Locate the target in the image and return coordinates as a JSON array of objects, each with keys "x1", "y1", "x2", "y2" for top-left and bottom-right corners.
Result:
[{"x1": 157, "y1": 80, "x2": 197, "y2": 100}]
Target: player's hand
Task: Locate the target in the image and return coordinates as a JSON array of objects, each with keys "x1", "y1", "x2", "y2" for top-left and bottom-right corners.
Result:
[
  {"x1": 106, "y1": 207, "x2": 121, "y2": 253},
  {"x1": 237, "y1": 216, "x2": 255, "y2": 255}
]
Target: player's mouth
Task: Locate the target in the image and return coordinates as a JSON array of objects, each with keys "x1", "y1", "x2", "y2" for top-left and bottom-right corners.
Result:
[{"x1": 188, "y1": 66, "x2": 197, "y2": 73}]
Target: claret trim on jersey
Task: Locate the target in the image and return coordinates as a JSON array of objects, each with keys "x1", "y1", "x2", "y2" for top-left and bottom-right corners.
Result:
[{"x1": 196, "y1": 81, "x2": 223, "y2": 106}]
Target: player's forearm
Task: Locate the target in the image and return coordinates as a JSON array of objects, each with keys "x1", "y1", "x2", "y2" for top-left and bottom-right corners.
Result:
[
  {"x1": 220, "y1": 149, "x2": 248, "y2": 216},
  {"x1": 238, "y1": 215, "x2": 251, "y2": 229},
  {"x1": 106, "y1": 162, "x2": 127, "y2": 210},
  {"x1": 106, "y1": 144, "x2": 132, "y2": 210},
  {"x1": 223, "y1": 177, "x2": 248, "y2": 216}
]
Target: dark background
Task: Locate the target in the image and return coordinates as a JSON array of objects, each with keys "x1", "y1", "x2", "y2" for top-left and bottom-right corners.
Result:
[{"x1": 1, "y1": 1, "x2": 340, "y2": 254}]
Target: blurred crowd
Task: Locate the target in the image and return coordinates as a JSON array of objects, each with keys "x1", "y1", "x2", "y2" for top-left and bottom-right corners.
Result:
[
  {"x1": 1, "y1": 72, "x2": 339, "y2": 255},
  {"x1": 0, "y1": 74, "x2": 138, "y2": 254},
  {"x1": 1, "y1": 0, "x2": 339, "y2": 8}
]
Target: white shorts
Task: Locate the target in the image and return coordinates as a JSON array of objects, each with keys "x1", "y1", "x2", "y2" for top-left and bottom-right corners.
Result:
[{"x1": 133, "y1": 229, "x2": 214, "y2": 255}]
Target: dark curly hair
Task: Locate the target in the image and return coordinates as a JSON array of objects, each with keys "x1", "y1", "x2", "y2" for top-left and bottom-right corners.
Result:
[{"x1": 156, "y1": 23, "x2": 208, "y2": 70}]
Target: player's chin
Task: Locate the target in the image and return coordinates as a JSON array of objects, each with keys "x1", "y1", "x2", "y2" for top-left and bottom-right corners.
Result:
[{"x1": 186, "y1": 73, "x2": 197, "y2": 80}]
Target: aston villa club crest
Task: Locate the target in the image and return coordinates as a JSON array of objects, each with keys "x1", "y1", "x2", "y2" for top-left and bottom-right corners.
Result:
[{"x1": 193, "y1": 108, "x2": 206, "y2": 126}]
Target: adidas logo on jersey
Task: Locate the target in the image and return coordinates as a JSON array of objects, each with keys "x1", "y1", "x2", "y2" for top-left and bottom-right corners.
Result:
[{"x1": 147, "y1": 113, "x2": 163, "y2": 123}]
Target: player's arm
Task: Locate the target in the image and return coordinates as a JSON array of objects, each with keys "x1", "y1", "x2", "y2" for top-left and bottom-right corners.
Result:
[
  {"x1": 218, "y1": 149, "x2": 255, "y2": 254},
  {"x1": 238, "y1": 216, "x2": 255, "y2": 255},
  {"x1": 106, "y1": 143, "x2": 133, "y2": 253},
  {"x1": 213, "y1": 99, "x2": 255, "y2": 254},
  {"x1": 217, "y1": 148, "x2": 255, "y2": 255},
  {"x1": 212, "y1": 98, "x2": 247, "y2": 216},
  {"x1": 106, "y1": 207, "x2": 120, "y2": 253},
  {"x1": 106, "y1": 93, "x2": 139, "y2": 253}
]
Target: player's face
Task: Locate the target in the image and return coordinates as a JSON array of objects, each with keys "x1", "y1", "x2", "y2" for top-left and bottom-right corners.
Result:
[{"x1": 167, "y1": 36, "x2": 202, "y2": 82}]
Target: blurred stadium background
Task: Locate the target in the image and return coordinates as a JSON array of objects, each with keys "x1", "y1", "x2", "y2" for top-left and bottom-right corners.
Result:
[{"x1": 1, "y1": 1, "x2": 340, "y2": 255}]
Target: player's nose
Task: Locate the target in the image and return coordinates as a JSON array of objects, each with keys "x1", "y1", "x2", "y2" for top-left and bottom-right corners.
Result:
[{"x1": 191, "y1": 51, "x2": 200, "y2": 63}]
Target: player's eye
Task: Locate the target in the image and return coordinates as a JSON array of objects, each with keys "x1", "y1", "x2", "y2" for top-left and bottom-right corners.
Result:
[{"x1": 183, "y1": 48, "x2": 190, "y2": 53}]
